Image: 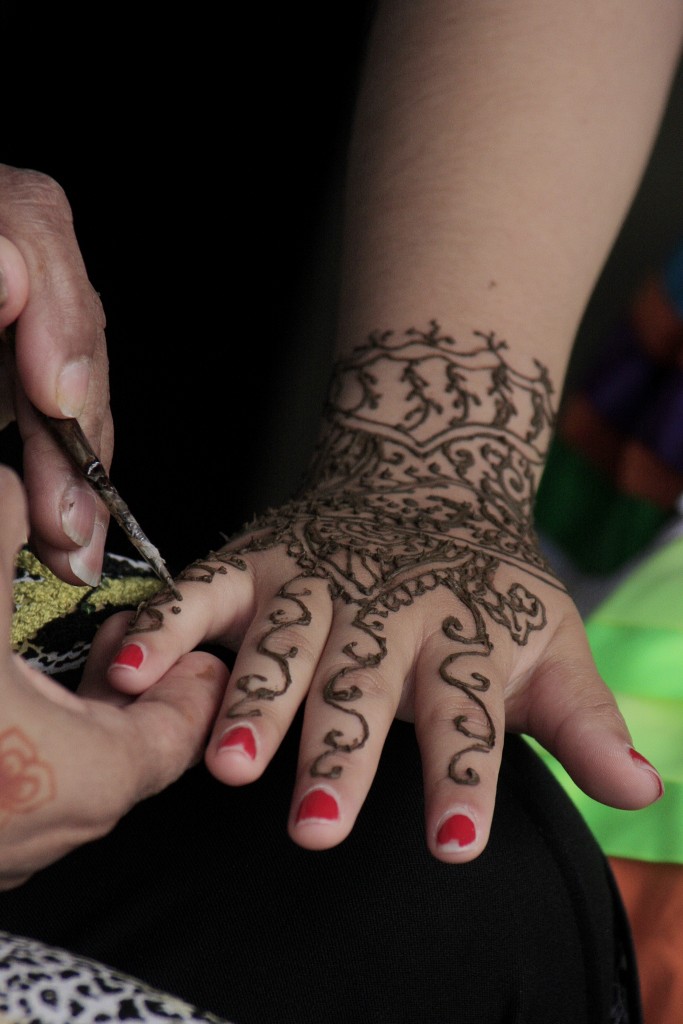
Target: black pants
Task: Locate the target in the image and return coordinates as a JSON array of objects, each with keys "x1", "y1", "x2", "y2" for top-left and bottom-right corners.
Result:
[{"x1": 0, "y1": 712, "x2": 641, "y2": 1024}]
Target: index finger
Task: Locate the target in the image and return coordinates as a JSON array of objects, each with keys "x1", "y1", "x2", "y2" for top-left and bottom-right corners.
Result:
[{"x1": 0, "y1": 167, "x2": 106, "y2": 424}]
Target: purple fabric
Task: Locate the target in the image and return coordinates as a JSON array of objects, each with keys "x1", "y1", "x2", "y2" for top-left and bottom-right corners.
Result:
[
  {"x1": 580, "y1": 323, "x2": 659, "y2": 431},
  {"x1": 634, "y1": 365, "x2": 683, "y2": 473}
]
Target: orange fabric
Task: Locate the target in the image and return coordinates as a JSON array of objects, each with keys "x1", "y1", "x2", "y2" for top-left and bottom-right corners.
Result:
[
  {"x1": 630, "y1": 275, "x2": 683, "y2": 364},
  {"x1": 616, "y1": 439, "x2": 683, "y2": 509},
  {"x1": 559, "y1": 394, "x2": 623, "y2": 475},
  {"x1": 558, "y1": 396, "x2": 683, "y2": 508},
  {"x1": 609, "y1": 856, "x2": 683, "y2": 1024}
]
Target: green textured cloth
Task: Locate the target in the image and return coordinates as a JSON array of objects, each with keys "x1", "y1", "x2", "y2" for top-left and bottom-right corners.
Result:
[
  {"x1": 527, "y1": 533, "x2": 683, "y2": 863},
  {"x1": 534, "y1": 437, "x2": 669, "y2": 573}
]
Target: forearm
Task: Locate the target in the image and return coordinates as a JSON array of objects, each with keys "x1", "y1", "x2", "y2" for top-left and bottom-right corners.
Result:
[{"x1": 337, "y1": 0, "x2": 683, "y2": 386}]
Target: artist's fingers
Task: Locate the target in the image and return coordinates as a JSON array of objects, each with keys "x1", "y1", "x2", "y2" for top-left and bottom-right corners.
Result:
[
  {"x1": 0, "y1": 466, "x2": 29, "y2": 626},
  {"x1": 123, "y1": 650, "x2": 231, "y2": 798},
  {"x1": 0, "y1": 235, "x2": 29, "y2": 339},
  {"x1": 514, "y1": 614, "x2": 664, "y2": 810},
  {"x1": 79, "y1": 611, "x2": 143, "y2": 705},
  {"x1": 205, "y1": 576, "x2": 333, "y2": 785},
  {"x1": 0, "y1": 168, "x2": 107, "y2": 423},
  {"x1": 82, "y1": 612, "x2": 231, "y2": 792},
  {"x1": 0, "y1": 166, "x2": 112, "y2": 583},
  {"x1": 16, "y1": 396, "x2": 109, "y2": 587},
  {"x1": 0, "y1": 235, "x2": 29, "y2": 431}
]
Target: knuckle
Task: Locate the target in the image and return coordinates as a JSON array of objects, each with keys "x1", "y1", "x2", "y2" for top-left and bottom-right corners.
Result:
[
  {"x1": 324, "y1": 665, "x2": 395, "y2": 703},
  {"x1": 3, "y1": 167, "x2": 73, "y2": 226},
  {"x1": 259, "y1": 623, "x2": 319, "y2": 665}
]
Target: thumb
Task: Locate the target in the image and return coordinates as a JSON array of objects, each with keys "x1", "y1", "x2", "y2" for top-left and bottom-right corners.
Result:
[
  {"x1": 125, "y1": 651, "x2": 230, "y2": 799},
  {"x1": 524, "y1": 620, "x2": 663, "y2": 810}
]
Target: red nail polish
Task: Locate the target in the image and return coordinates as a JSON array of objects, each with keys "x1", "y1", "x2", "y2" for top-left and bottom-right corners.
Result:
[
  {"x1": 295, "y1": 788, "x2": 340, "y2": 824},
  {"x1": 437, "y1": 813, "x2": 476, "y2": 849},
  {"x1": 218, "y1": 725, "x2": 257, "y2": 760},
  {"x1": 112, "y1": 643, "x2": 144, "y2": 669},
  {"x1": 629, "y1": 747, "x2": 664, "y2": 798}
]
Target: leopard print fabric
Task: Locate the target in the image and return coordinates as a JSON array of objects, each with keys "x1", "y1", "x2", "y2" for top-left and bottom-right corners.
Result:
[{"x1": 0, "y1": 930, "x2": 232, "y2": 1023}]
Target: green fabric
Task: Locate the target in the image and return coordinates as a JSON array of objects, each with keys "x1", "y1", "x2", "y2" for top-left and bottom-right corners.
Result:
[
  {"x1": 534, "y1": 437, "x2": 669, "y2": 573},
  {"x1": 528, "y1": 533, "x2": 683, "y2": 863}
]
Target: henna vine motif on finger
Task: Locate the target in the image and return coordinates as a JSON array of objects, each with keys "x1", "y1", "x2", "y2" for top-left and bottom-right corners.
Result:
[
  {"x1": 127, "y1": 553, "x2": 248, "y2": 633},
  {"x1": 0, "y1": 728, "x2": 56, "y2": 828},
  {"x1": 135, "y1": 323, "x2": 563, "y2": 788}
]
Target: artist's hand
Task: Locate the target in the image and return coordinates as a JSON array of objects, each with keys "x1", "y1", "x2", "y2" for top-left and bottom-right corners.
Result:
[
  {"x1": 103, "y1": 327, "x2": 664, "y2": 864},
  {"x1": 0, "y1": 465, "x2": 229, "y2": 891},
  {"x1": 0, "y1": 164, "x2": 111, "y2": 587}
]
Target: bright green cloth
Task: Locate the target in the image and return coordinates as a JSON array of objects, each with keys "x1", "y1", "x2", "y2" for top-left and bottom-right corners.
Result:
[{"x1": 527, "y1": 533, "x2": 683, "y2": 863}]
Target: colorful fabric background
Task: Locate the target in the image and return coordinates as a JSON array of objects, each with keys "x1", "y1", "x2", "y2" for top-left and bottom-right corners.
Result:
[{"x1": 533, "y1": 238, "x2": 683, "y2": 864}]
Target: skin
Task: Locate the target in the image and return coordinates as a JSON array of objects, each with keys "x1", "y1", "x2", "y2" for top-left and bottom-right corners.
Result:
[
  {"x1": 0, "y1": 464, "x2": 229, "y2": 891},
  {"x1": 105, "y1": 0, "x2": 683, "y2": 863},
  {"x1": 0, "y1": 165, "x2": 111, "y2": 588}
]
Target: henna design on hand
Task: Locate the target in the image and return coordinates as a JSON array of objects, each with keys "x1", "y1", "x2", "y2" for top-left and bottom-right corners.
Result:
[
  {"x1": 127, "y1": 553, "x2": 248, "y2": 634},
  {"x1": 0, "y1": 728, "x2": 56, "y2": 828},
  {"x1": 133, "y1": 323, "x2": 563, "y2": 787}
]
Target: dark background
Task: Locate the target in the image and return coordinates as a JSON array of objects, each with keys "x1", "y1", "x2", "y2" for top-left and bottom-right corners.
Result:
[
  {"x1": 1, "y1": 4, "x2": 683, "y2": 573},
  {"x1": 0, "y1": 3, "x2": 373, "y2": 570}
]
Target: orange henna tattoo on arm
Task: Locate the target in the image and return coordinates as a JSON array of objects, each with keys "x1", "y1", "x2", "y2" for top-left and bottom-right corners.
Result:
[{"x1": 0, "y1": 728, "x2": 56, "y2": 828}]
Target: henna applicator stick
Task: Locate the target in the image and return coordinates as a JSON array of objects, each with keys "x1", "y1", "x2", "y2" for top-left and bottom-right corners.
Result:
[
  {"x1": 1, "y1": 325, "x2": 181, "y2": 597},
  {"x1": 41, "y1": 413, "x2": 183, "y2": 600}
]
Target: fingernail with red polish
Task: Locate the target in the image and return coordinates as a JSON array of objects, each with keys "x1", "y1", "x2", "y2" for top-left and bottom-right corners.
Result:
[
  {"x1": 112, "y1": 643, "x2": 145, "y2": 670},
  {"x1": 628, "y1": 747, "x2": 664, "y2": 799},
  {"x1": 218, "y1": 725, "x2": 257, "y2": 760},
  {"x1": 436, "y1": 812, "x2": 477, "y2": 851},
  {"x1": 295, "y1": 787, "x2": 340, "y2": 824}
]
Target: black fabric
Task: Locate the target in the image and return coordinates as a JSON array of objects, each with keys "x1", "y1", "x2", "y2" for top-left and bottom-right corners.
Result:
[
  {"x1": 0, "y1": 2, "x2": 371, "y2": 569},
  {"x1": 0, "y1": 715, "x2": 639, "y2": 1024}
]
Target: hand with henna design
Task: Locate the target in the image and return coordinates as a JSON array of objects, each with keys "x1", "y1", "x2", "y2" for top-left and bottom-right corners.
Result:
[
  {"x1": 0, "y1": 465, "x2": 229, "y2": 890},
  {"x1": 99, "y1": 0, "x2": 682, "y2": 869},
  {"x1": 104, "y1": 323, "x2": 664, "y2": 862}
]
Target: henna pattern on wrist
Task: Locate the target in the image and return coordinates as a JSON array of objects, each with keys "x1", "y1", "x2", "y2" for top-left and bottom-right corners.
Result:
[
  {"x1": 130, "y1": 322, "x2": 564, "y2": 787},
  {"x1": 0, "y1": 728, "x2": 55, "y2": 828}
]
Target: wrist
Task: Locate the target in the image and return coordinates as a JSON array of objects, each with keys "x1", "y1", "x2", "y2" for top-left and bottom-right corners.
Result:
[
  {"x1": 275, "y1": 321, "x2": 558, "y2": 583},
  {"x1": 307, "y1": 320, "x2": 555, "y2": 500}
]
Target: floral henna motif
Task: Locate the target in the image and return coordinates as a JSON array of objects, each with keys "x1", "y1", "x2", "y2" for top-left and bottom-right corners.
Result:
[
  {"x1": 130, "y1": 323, "x2": 563, "y2": 787},
  {"x1": 0, "y1": 728, "x2": 55, "y2": 827}
]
